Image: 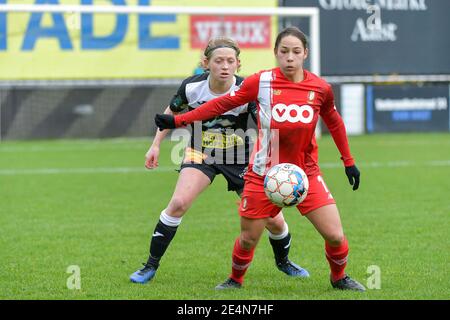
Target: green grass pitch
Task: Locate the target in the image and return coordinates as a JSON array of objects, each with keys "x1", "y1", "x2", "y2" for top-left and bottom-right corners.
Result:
[{"x1": 0, "y1": 133, "x2": 449, "y2": 300}]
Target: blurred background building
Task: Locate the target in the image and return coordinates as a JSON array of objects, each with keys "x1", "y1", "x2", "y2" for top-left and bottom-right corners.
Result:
[{"x1": 0, "y1": 0, "x2": 449, "y2": 140}]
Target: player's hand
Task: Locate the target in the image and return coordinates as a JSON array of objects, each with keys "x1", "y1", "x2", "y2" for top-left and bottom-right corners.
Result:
[
  {"x1": 145, "y1": 146, "x2": 160, "y2": 169},
  {"x1": 155, "y1": 114, "x2": 176, "y2": 130},
  {"x1": 345, "y1": 165, "x2": 360, "y2": 191}
]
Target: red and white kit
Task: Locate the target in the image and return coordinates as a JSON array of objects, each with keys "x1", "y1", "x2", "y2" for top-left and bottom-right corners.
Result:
[{"x1": 175, "y1": 67, "x2": 355, "y2": 217}]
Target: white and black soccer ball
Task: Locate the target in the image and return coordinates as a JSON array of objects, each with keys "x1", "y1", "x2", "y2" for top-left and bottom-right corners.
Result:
[{"x1": 264, "y1": 163, "x2": 309, "y2": 207}]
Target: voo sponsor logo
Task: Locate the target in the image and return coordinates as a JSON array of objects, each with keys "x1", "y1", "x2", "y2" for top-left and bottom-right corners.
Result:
[{"x1": 272, "y1": 104, "x2": 314, "y2": 123}]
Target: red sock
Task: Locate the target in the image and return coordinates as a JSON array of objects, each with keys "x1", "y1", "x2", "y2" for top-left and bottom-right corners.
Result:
[
  {"x1": 325, "y1": 237, "x2": 349, "y2": 282},
  {"x1": 230, "y1": 238, "x2": 255, "y2": 284}
]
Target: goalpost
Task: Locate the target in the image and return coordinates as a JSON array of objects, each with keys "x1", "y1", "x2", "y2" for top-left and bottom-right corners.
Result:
[{"x1": 0, "y1": 4, "x2": 321, "y2": 140}]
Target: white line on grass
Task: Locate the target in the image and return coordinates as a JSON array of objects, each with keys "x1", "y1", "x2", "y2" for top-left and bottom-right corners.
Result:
[
  {"x1": 0, "y1": 167, "x2": 175, "y2": 175},
  {"x1": 1, "y1": 136, "x2": 448, "y2": 153},
  {"x1": 0, "y1": 160, "x2": 449, "y2": 175},
  {"x1": 0, "y1": 144, "x2": 145, "y2": 153}
]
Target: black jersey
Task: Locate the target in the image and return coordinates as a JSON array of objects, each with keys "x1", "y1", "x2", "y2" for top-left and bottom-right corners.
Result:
[{"x1": 169, "y1": 72, "x2": 256, "y2": 165}]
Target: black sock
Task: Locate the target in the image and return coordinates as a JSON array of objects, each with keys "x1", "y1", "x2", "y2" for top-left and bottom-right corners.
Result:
[
  {"x1": 146, "y1": 220, "x2": 179, "y2": 269},
  {"x1": 269, "y1": 233, "x2": 292, "y2": 265}
]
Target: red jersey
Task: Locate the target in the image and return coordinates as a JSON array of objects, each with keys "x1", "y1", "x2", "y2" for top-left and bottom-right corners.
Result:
[{"x1": 175, "y1": 68, "x2": 354, "y2": 177}]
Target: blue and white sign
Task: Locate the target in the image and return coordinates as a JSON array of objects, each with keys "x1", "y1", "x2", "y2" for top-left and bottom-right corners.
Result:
[{"x1": 366, "y1": 84, "x2": 450, "y2": 132}]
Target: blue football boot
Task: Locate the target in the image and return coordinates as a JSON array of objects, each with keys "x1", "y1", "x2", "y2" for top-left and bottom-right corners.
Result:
[
  {"x1": 130, "y1": 263, "x2": 157, "y2": 284},
  {"x1": 277, "y1": 260, "x2": 310, "y2": 278}
]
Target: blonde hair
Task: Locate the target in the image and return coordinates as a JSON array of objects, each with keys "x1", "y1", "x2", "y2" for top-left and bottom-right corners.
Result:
[
  {"x1": 201, "y1": 37, "x2": 241, "y2": 71},
  {"x1": 204, "y1": 36, "x2": 241, "y2": 59}
]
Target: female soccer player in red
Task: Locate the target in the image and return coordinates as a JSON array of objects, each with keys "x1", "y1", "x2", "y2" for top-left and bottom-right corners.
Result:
[
  {"x1": 155, "y1": 27, "x2": 365, "y2": 291},
  {"x1": 130, "y1": 36, "x2": 308, "y2": 284}
]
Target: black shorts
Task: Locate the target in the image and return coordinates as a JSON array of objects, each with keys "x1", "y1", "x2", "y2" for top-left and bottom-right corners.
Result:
[{"x1": 180, "y1": 163, "x2": 247, "y2": 192}]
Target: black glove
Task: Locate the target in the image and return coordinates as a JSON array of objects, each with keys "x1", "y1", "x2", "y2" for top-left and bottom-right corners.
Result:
[
  {"x1": 155, "y1": 114, "x2": 176, "y2": 131},
  {"x1": 345, "y1": 165, "x2": 360, "y2": 191}
]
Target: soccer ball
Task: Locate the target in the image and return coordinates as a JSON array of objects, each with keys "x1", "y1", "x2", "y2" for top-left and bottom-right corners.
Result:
[{"x1": 264, "y1": 163, "x2": 309, "y2": 207}]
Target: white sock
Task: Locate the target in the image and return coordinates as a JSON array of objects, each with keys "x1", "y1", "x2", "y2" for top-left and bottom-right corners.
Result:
[
  {"x1": 160, "y1": 209, "x2": 182, "y2": 227},
  {"x1": 268, "y1": 222, "x2": 289, "y2": 240}
]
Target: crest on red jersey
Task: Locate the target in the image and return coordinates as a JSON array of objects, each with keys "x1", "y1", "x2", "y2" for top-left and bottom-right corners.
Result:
[{"x1": 308, "y1": 91, "x2": 315, "y2": 103}]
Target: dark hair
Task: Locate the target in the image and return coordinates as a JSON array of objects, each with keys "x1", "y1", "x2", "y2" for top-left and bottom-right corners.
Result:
[{"x1": 274, "y1": 26, "x2": 309, "y2": 51}]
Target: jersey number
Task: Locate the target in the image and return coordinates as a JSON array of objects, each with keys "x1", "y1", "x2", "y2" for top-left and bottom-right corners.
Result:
[{"x1": 317, "y1": 175, "x2": 333, "y2": 199}]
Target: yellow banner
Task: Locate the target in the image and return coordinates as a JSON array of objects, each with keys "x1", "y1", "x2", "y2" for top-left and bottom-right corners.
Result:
[{"x1": 0, "y1": 0, "x2": 277, "y2": 80}]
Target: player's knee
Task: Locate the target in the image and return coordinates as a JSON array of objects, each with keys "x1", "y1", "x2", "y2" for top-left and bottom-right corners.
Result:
[
  {"x1": 240, "y1": 234, "x2": 258, "y2": 250},
  {"x1": 266, "y1": 218, "x2": 285, "y2": 235},
  {"x1": 167, "y1": 197, "x2": 189, "y2": 216},
  {"x1": 326, "y1": 231, "x2": 345, "y2": 246}
]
